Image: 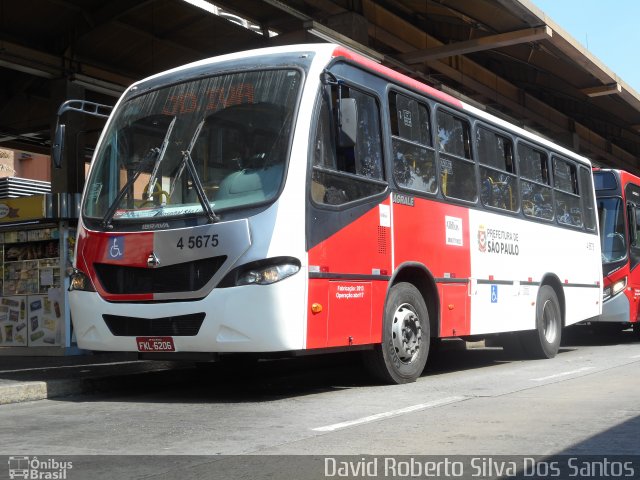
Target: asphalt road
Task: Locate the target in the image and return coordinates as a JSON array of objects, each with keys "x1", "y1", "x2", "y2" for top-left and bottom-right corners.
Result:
[{"x1": 1, "y1": 327, "x2": 639, "y2": 479}]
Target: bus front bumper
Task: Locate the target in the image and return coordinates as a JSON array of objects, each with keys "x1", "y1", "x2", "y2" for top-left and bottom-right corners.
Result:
[
  {"x1": 69, "y1": 275, "x2": 306, "y2": 353},
  {"x1": 599, "y1": 291, "x2": 631, "y2": 324}
]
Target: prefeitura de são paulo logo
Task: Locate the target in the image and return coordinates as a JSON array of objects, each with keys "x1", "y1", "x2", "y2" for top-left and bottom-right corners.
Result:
[
  {"x1": 477, "y1": 224, "x2": 487, "y2": 252},
  {"x1": 8, "y1": 456, "x2": 73, "y2": 479}
]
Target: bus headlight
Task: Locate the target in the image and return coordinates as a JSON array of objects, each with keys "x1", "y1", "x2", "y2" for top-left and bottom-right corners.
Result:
[
  {"x1": 69, "y1": 269, "x2": 96, "y2": 292},
  {"x1": 237, "y1": 263, "x2": 300, "y2": 286},
  {"x1": 603, "y1": 276, "x2": 627, "y2": 301}
]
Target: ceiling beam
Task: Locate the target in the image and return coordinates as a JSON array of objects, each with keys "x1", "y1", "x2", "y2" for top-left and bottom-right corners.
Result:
[
  {"x1": 398, "y1": 26, "x2": 553, "y2": 64},
  {"x1": 581, "y1": 83, "x2": 622, "y2": 98},
  {"x1": 359, "y1": 0, "x2": 638, "y2": 168}
]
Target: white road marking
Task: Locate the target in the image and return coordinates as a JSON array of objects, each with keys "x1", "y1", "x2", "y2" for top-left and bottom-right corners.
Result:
[
  {"x1": 630, "y1": 354, "x2": 640, "y2": 359},
  {"x1": 531, "y1": 367, "x2": 594, "y2": 382},
  {"x1": 0, "y1": 361, "x2": 140, "y2": 374},
  {"x1": 312, "y1": 396, "x2": 465, "y2": 432}
]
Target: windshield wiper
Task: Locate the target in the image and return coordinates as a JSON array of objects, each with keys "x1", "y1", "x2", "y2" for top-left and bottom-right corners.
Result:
[
  {"x1": 101, "y1": 116, "x2": 176, "y2": 229},
  {"x1": 145, "y1": 116, "x2": 177, "y2": 200},
  {"x1": 170, "y1": 118, "x2": 220, "y2": 223}
]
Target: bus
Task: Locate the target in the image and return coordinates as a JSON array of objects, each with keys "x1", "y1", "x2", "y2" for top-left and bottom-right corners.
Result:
[
  {"x1": 594, "y1": 168, "x2": 640, "y2": 335},
  {"x1": 65, "y1": 44, "x2": 602, "y2": 384}
]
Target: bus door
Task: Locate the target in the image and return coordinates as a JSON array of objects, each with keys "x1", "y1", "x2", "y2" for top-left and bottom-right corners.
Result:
[
  {"x1": 625, "y1": 183, "x2": 640, "y2": 321},
  {"x1": 306, "y1": 64, "x2": 391, "y2": 348}
]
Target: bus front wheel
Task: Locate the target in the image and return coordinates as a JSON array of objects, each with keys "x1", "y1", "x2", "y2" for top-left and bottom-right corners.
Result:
[
  {"x1": 521, "y1": 285, "x2": 562, "y2": 359},
  {"x1": 364, "y1": 282, "x2": 430, "y2": 384}
]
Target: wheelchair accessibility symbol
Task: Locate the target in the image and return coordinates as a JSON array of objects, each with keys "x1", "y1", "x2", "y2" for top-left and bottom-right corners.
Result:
[
  {"x1": 108, "y1": 236, "x2": 125, "y2": 259},
  {"x1": 491, "y1": 285, "x2": 498, "y2": 303}
]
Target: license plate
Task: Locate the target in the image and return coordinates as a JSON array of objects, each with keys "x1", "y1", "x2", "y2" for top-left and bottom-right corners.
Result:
[{"x1": 136, "y1": 336, "x2": 175, "y2": 352}]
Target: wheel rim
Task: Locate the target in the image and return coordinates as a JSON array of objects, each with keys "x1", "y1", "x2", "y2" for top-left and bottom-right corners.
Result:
[
  {"x1": 391, "y1": 303, "x2": 422, "y2": 364},
  {"x1": 542, "y1": 298, "x2": 558, "y2": 343}
]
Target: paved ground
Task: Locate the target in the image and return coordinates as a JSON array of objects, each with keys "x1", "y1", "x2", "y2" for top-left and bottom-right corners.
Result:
[{"x1": 0, "y1": 352, "x2": 188, "y2": 405}]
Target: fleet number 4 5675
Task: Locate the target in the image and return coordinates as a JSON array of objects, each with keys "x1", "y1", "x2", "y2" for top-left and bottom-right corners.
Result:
[{"x1": 176, "y1": 234, "x2": 219, "y2": 249}]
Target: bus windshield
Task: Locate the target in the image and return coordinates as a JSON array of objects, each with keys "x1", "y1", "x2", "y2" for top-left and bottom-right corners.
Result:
[
  {"x1": 83, "y1": 69, "x2": 301, "y2": 223},
  {"x1": 598, "y1": 197, "x2": 627, "y2": 264}
]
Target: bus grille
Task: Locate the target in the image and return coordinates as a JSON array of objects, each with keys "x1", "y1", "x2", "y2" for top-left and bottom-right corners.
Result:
[
  {"x1": 94, "y1": 256, "x2": 227, "y2": 294},
  {"x1": 103, "y1": 313, "x2": 205, "y2": 336}
]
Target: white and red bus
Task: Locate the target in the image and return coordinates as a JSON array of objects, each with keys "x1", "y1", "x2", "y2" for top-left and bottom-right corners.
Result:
[
  {"x1": 67, "y1": 44, "x2": 602, "y2": 383},
  {"x1": 594, "y1": 168, "x2": 640, "y2": 335}
]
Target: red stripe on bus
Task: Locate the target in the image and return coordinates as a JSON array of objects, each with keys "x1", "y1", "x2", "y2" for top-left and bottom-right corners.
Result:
[{"x1": 332, "y1": 46, "x2": 464, "y2": 109}]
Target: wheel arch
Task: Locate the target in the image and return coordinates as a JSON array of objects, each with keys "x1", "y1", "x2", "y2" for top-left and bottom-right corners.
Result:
[
  {"x1": 388, "y1": 262, "x2": 440, "y2": 337},
  {"x1": 540, "y1": 273, "x2": 566, "y2": 327}
]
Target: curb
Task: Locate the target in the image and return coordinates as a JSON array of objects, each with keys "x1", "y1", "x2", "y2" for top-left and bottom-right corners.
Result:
[{"x1": 0, "y1": 365, "x2": 194, "y2": 406}]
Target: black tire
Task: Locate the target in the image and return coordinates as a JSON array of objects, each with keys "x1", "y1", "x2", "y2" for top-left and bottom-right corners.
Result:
[
  {"x1": 633, "y1": 323, "x2": 640, "y2": 340},
  {"x1": 521, "y1": 285, "x2": 562, "y2": 358},
  {"x1": 364, "y1": 282, "x2": 430, "y2": 384}
]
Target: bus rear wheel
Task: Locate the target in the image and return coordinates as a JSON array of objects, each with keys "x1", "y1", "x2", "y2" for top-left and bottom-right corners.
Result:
[
  {"x1": 521, "y1": 285, "x2": 562, "y2": 359},
  {"x1": 364, "y1": 282, "x2": 430, "y2": 384}
]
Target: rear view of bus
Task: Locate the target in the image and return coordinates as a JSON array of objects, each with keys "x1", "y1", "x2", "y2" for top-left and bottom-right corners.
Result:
[{"x1": 594, "y1": 168, "x2": 640, "y2": 336}]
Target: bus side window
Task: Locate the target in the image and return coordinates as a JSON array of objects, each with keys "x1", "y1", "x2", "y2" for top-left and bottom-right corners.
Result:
[
  {"x1": 553, "y1": 157, "x2": 582, "y2": 227},
  {"x1": 311, "y1": 85, "x2": 385, "y2": 206},
  {"x1": 436, "y1": 109, "x2": 476, "y2": 202},
  {"x1": 579, "y1": 166, "x2": 596, "y2": 231},
  {"x1": 477, "y1": 126, "x2": 517, "y2": 212},
  {"x1": 518, "y1": 143, "x2": 553, "y2": 221},
  {"x1": 390, "y1": 91, "x2": 436, "y2": 194}
]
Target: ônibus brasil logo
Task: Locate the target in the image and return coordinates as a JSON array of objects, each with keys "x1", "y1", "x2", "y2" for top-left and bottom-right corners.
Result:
[{"x1": 8, "y1": 456, "x2": 73, "y2": 479}]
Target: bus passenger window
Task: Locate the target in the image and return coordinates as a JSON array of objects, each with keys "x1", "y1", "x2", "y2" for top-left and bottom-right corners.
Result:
[
  {"x1": 436, "y1": 110, "x2": 476, "y2": 202},
  {"x1": 477, "y1": 127, "x2": 517, "y2": 211},
  {"x1": 311, "y1": 85, "x2": 385, "y2": 206},
  {"x1": 579, "y1": 166, "x2": 596, "y2": 231},
  {"x1": 553, "y1": 157, "x2": 582, "y2": 227},
  {"x1": 518, "y1": 143, "x2": 553, "y2": 221},
  {"x1": 389, "y1": 92, "x2": 436, "y2": 194}
]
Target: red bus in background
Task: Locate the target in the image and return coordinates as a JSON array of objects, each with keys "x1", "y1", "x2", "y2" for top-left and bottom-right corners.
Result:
[{"x1": 594, "y1": 168, "x2": 640, "y2": 336}]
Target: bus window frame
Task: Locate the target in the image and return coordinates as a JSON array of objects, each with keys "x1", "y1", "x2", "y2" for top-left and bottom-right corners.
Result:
[
  {"x1": 551, "y1": 154, "x2": 584, "y2": 230},
  {"x1": 308, "y1": 70, "x2": 389, "y2": 211},
  {"x1": 388, "y1": 88, "x2": 438, "y2": 198},
  {"x1": 516, "y1": 139, "x2": 555, "y2": 224},
  {"x1": 474, "y1": 122, "x2": 520, "y2": 215},
  {"x1": 579, "y1": 165, "x2": 597, "y2": 232},
  {"x1": 434, "y1": 105, "x2": 479, "y2": 206}
]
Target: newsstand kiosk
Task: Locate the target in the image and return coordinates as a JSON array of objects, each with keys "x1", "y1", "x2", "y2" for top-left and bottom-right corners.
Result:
[{"x1": 0, "y1": 193, "x2": 80, "y2": 355}]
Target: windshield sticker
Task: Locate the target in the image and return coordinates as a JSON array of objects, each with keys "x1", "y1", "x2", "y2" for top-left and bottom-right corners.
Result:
[{"x1": 107, "y1": 236, "x2": 125, "y2": 260}]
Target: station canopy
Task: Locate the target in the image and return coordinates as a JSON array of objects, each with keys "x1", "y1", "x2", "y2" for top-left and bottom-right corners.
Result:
[{"x1": 1, "y1": 0, "x2": 639, "y2": 173}]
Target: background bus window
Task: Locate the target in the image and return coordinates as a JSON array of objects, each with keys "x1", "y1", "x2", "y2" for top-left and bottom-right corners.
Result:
[
  {"x1": 389, "y1": 92, "x2": 436, "y2": 194},
  {"x1": 553, "y1": 157, "x2": 583, "y2": 227},
  {"x1": 311, "y1": 86, "x2": 385, "y2": 205},
  {"x1": 477, "y1": 127, "x2": 517, "y2": 212},
  {"x1": 598, "y1": 197, "x2": 626, "y2": 263},
  {"x1": 518, "y1": 143, "x2": 553, "y2": 221},
  {"x1": 436, "y1": 110, "x2": 476, "y2": 202}
]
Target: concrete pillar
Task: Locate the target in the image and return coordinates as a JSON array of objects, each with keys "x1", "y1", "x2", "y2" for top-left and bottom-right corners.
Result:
[
  {"x1": 326, "y1": 12, "x2": 369, "y2": 46},
  {"x1": 50, "y1": 79, "x2": 86, "y2": 194}
]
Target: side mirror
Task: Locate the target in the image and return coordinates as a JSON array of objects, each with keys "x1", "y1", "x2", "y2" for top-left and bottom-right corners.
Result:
[
  {"x1": 51, "y1": 99, "x2": 113, "y2": 169},
  {"x1": 338, "y1": 98, "x2": 357, "y2": 148},
  {"x1": 52, "y1": 124, "x2": 66, "y2": 169}
]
